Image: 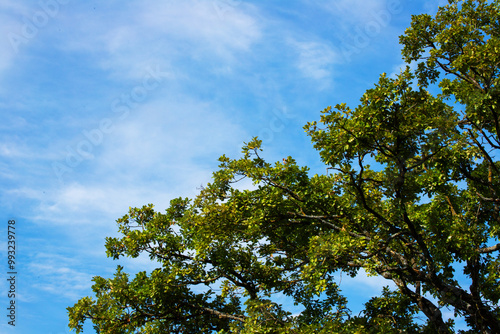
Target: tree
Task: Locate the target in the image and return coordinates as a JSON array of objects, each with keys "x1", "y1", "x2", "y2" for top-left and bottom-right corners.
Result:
[{"x1": 68, "y1": 1, "x2": 500, "y2": 333}]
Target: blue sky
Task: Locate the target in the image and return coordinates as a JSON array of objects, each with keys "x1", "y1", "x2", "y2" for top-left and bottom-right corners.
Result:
[{"x1": 0, "y1": 1, "x2": 462, "y2": 333}]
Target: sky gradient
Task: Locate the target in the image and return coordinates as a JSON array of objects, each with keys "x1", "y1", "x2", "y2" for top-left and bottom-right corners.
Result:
[{"x1": 0, "y1": 1, "x2": 460, "y2": 333}]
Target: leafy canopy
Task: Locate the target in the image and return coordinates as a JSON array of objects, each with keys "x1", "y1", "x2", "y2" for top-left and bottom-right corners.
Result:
[{"x1": 68, "y1": 1, "x2": 500, "y2": 333}]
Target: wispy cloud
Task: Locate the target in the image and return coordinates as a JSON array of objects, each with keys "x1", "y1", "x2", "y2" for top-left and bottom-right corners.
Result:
[
  {"x1": 319, "y1": 0, "x2": 389, "y2": 23},
  {"x1": 0, "y1": 2, "x2": 29, "y2": 73},
  {"x1": 289, "y1": 39, "x2": 337, "y2": 82},
  {"x1": 28, "y1": 261, "x2": 92, "y2": 301},
  {"x1": 335, "y1": 268, "x2": 396, "y2": 296},
  {"x1": 59, "y1": 0, "x2": 261, "y2": 79}
]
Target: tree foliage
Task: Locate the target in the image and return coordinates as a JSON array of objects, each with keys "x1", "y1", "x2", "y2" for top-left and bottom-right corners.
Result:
[{"x1": 68, "y1": 1, "x2": 500, "y2": 333}]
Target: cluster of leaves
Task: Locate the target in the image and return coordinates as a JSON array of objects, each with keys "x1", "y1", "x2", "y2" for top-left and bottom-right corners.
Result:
[{"x1": 68, "y1": 1, "x2": 500, "y2": 333}]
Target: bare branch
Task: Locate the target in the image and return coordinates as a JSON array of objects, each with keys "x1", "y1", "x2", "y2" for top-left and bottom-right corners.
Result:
[{"x1": 478, "y1": 243, "x2": 500, "y2": 254}]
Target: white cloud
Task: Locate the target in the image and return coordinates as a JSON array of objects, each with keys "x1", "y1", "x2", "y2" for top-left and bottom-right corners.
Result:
[
  {"x1": 0, "y1": 143, "x2": 26, "y2": 158},
  {"x1": 312, "y1": 0, "x2": 404, "y2": 62},
  {"x1": 22, "y1": 182, "x2": 172, "y2": 229},
  {"x1": 289, "y1": 39, "x2": 337, "y2": 81},
  {"x1": 335, "y1": 268, "x2": 396, "y2": 297},
  {"x1": 0, "y1": 2, "x2": 28, "y2": 74},
  {"x1": 27, "y1": 253, "x2": 94, "y2": 300},
  {"x1": 106, "y1": 97, "x2": 244, "y2": 157},
  {"x1": 86, "y1": 97, "x2": 247, "y2": 187},
  {"x1": 59, "y1": 0, "x2": 261, "y2": 79},
  {"x1": 0, "y1": 0, "x2": 75, "y2": 74},
  {"x1": 140, "y1": 1, "x2": 260, "y2": 52},
  {"x1": 14, "y1": 95, "x2": 247, "y2": 231}
]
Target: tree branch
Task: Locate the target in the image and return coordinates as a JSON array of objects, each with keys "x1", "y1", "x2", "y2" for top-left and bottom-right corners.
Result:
[{"x1": 478, "y1": 243, "x2": 500, "y2": 254}]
